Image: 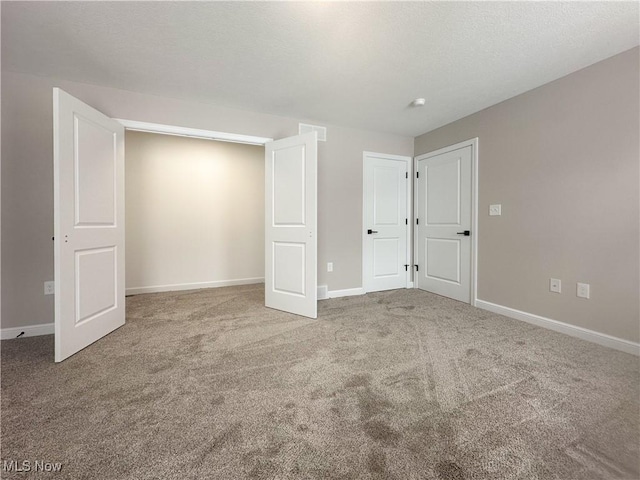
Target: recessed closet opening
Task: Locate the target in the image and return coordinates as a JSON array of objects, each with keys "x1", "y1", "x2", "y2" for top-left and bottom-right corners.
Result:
[{"x1": 124, "y1": 130, "x2": 265, "y2": 295}]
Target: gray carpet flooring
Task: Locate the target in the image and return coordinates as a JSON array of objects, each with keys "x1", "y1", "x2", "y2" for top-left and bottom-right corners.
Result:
[{"x1": 1, "y1": 284, "x2": 639, "y2": 479}]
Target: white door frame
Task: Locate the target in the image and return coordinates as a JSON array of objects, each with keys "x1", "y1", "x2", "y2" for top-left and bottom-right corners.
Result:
[
  {"x1": 115, "y1": 119, "x2": 273, "y2": 145},
  {"x1": 362, "y1": 151, "x2": 413, "y2": 293},
  {"x1": 413, "y1": 138, "x2": 478, "y2": 306}
]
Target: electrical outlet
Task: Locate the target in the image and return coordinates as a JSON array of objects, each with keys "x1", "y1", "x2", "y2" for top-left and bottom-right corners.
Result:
[
  {"x1": 577, "y1": 283, "x2": 590, "y2": 299},
  {"x1": 327, "y1": 262, "x2": 333, "y2": 272},
  {"x1": 489, "y1": 204, "x2": 502, "y2": 216},
  {"x1": 44, "y1": 281, "x2": 55, "y2": 295},
  {"x1": 549, "y1": 278, "x2": 561, "y2": 293}
]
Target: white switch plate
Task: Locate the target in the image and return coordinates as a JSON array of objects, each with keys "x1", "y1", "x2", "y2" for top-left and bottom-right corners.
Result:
[
  {"x1": 44, "y1": 281, "x2": 55, "y2": 295},
  {"x1": 549, "y1": 278, "x2": 561, "y2": 293},
  {"x1": 489, "y1": 204, "x2": 502, "y2": 216},
  {"x1": 327, "y1": 262, "x2": 333, "y2": 272},
  {"x1": 577, "y1": 283, "x2": 590, "y2": 299}
]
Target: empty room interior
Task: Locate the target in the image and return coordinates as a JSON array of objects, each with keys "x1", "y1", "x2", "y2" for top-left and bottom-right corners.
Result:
[
  {"x1": 125, "y1": 131, "x2": 266, "y2": 297},
  {"x1": 1, "y1": 2, "x2": 639, "y2": 479}
]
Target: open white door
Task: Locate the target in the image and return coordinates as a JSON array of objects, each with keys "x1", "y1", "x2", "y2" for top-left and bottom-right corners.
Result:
[
  {"x1": 265, "y1": 132, "x2": 317, "y2": 318},
  {"x1": 416, "y1": 145, "x2": 472, "y2": 303},
  {"x1": 54, "y1": 88, "x2": 125, "y2": 362}
]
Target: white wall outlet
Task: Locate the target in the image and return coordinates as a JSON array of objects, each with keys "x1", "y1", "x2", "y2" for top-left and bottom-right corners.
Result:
[
  {"x1": 577, "y1": 283, "x2": 590, "y2": 299},
  {"x1": 44, "y1": 281, "x2": 55, "y2": 295},
  {"x1": 489, "y1": 204, "x2": 502, "y2": 216},
  {"x1": 327, "y1": 262, "x2": 333, "y2": 272},
  {"x1": 549, "y1": 278, "x2": 561, "y2": 293}
]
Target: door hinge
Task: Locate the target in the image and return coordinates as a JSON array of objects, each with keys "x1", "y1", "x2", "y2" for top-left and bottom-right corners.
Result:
[
  {"x1": 404, "y1": 264, "x2": 409, "y2": 271},
  {"x1": 405, "y1": 218, "x2": 408, "y2": 225},
  {"x1": 414, "y1": 265, "x2": 419, "y2": 272},
  {"x1": 416, "y1": 218, "x2": 419, "y2": 225},
  {"x1": 416, "y1": 172, "x2": 419, "y2": 178},
  {"x1": 405, "y1": 172, "x2": 408, "y2": 179}
]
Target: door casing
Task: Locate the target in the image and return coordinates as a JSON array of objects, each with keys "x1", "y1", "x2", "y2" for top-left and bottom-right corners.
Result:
[{"x1": 413, "y1": 138, "x2": 478, "y2": 306}]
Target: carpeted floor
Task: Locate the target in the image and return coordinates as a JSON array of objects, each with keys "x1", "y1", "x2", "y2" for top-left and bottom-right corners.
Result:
[{"x1": 1, "y1": 284, "x2": 639, "y2": 479}]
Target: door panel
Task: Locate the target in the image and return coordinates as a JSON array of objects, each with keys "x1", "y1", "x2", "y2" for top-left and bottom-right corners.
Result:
[
  {"x1": 75, "y1": 116, "x2": 117, "y2": 225},
  {"x1": 75, "y1": 247, "x2": 117, "y2": 324},
  {"x1": 273, "y1": 145, "x2": 306, "y2": 225},
  {"x1": 363, "y1": 154, "x2": 409, "y2": 292},
  {"x1": 265, "y1": 132, "x2": 317, "y2": 318},
  {"x1": 374, "y1": 238, "x2": 400, "y2": 276},
  {"x1": 374, "y1": 166, "x2": 400, "y2": 224},
  {"x1": 426, "y1": 159, "x2": 460, "y2": 224},
  {"x1": 273, "y1": 242, "x2": 306, "y2": 296},
  {"x1": 54, "y1": 88, "x2": 125, "y2": 362},
  {"x1": 425, "y1": 238, "x2": 460, "y2": 283},
  {"x1": 417, "y1": 145, "x2": 471, "y2": 302}
]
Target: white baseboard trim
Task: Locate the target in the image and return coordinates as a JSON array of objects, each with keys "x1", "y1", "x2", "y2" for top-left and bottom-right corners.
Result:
[
  {"x1": 126, "y1": 277, "x2": 265, "y2": 296},
  {"x1": 1, "y1": 323, "x2": 54, "y2": 340},
  {"x1": 328, "y1": 287, "x2": 365, "y2": 299},
  {"x1": 475, "y1": 299, "x2": 640, "y2": 356},
  {"x1": 408, "y1": 282, "x2": 414, "y2": 289}
]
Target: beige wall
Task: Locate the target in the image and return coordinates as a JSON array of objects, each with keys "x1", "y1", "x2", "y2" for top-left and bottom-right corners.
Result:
[
  {"x1": 415, "y1": 48, "x2": 640, "y2": 342},
  {"x1": 125, "y1": 132, "x2": 264, "y2": 292},
  {"x1": 1, "y1": 71, "x2": 413, "y2": 329}
]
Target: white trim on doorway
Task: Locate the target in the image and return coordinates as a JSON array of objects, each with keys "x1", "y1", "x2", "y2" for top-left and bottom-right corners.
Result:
[
  {"x1": 413, "y1": 138, "x2": 479, "y2": 306},
  {"x1": 115, "y1": 119, "x2": 273, "y2": 145},
  {"x1": 362, "y1": 151, "x2": 413, "y2": 293}
]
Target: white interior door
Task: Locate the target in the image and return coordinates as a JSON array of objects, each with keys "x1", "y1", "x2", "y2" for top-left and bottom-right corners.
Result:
[
  {"x1": 363, "y1": 153, "x2": 409, "y2": 292},
  {"x1": 54, "y1": 88, "x2": 125, "y2": 362},
  {"x1": 265, "y1": 132, "x2": 317, "y2": 318},
  {"x1": 416, "y1": 145, "x2": 472, "y2": 302}
]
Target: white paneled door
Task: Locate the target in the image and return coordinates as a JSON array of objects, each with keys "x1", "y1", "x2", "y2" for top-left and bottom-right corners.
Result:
[
  {"x1": 416, "y1": 145, "x2": 472, "y2": 302},
  {"x1": 54, "y1": 89, "x2": 126, "y2": 362},
  {"x1": 265, "y1": 132, "x2": 317, "y2": 318},
  {"x1": 363, "y1": 153, "x2": 410, "y2": 292}
]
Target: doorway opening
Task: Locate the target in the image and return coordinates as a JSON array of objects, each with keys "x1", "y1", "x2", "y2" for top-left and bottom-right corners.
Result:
[
  {"x1": 124, "y1": 130, "x2": 265, "y2": 296},
  {"x1": 54, "y1": 89, "x2": 319, "y2": 361}
]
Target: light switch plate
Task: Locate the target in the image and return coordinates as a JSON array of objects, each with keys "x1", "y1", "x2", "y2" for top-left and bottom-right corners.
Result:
[
  {"x1": 577, "y1": 283, "x2": 590, "y2": 299},
  {"x1": 327, "y1": 262, "x2": 333, "y2": 272},
  {"x1": 549, "y1": 278, "x2": 561, "y2": 293},
  {"x1": 489, "y1": 204, "x2": 502, "y2": 216},
  {"x1": 44, "y1": 281, "x2": 55, "y2": 295}
]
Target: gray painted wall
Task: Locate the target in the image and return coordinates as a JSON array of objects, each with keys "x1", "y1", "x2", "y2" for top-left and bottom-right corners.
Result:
[
  {"x1": 1, "y1": 71, "x2": 413, "y2": 329},
  {"x1": 415, "y1": 48, "x2": 639, "y2": 342}
]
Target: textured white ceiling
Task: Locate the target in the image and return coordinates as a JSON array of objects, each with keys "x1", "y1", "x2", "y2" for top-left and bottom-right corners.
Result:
[{"x1": 2, "y1": 2, "x2": 638, "y2": 136}]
